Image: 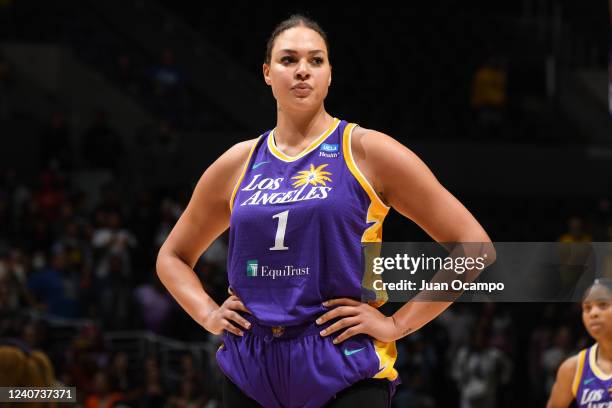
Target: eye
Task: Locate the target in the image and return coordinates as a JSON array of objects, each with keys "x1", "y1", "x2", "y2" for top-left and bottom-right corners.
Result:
[
  {"x1": 280, "y1": 56, "x2": 295, "y2": 64},
  {"x1": 312, "y1": 57, "x2": 324, "y2": 65},
  {"x1": 598, "y1": 302, "x2": 609, "y2": 310}
]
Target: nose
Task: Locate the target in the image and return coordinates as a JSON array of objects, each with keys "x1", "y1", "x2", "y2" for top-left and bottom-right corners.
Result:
[{"x1": 295, "y1": 59, "x2": 310, "y2": 80}]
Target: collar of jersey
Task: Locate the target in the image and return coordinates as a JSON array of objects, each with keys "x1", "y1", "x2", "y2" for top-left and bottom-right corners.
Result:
[
  {"x1": 589, "y1": 343, "x2": 612, "y2": 381},
  {"x1": 267, "y1": 118, "x2": 340, "y2": 162}
]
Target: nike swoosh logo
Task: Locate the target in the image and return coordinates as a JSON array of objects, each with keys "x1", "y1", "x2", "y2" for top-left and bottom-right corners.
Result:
[
  {"x1": 252, "y1": 161, "x2": 270, "y2": 169},
  {"x1": 344, "y1": 347, "x2": 366, "y2": 356},
  {"x1": 584, "y1": 377, "x2": 596, "y2": 385}
]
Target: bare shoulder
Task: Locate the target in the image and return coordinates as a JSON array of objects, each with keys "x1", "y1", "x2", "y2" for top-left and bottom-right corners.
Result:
[
  {"x1": 558, "y1": 353, "x2": 579, "y2": 377},
  {"x1": 350, "y1": 125, "x2": 420, "y2": 167},
  {"x1": 218, "y1": 138, "x2": 259, "y2": 173},
  {"x1": 209, "y1": 138, "x2": 258, "y2": 186},
  {"x1": 349, "y1": 126, "x2": 428, "y2": 204},
  {"x1": 190, "y1": 137, "x2": 259, "y2": 209},
  {"x1": 546, "y1": 353, "x2": 580, "y2": 408},
  {"x1": 349, "y1": 126, "x2": 390, "y2": 202}
]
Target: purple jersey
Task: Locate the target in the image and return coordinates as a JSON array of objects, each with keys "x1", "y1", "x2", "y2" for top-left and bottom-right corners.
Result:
[
  {"x1": 574, "y1": 344, "x2": 612, "y2": 407},
  {"x1": 226, "y1": 118, "x2": 399, "y2": 384}
]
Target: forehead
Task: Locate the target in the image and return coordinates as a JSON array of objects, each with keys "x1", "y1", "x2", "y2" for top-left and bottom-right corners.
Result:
[
  {"x1": 272, "y1": 26, "x2": 327, "y2": 55},
  {"x1": 584, "y1": 284, "x2": 612, "y2": 302}
]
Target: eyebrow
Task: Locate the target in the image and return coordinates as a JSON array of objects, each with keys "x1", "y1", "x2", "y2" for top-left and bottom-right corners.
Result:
[{"x1": 279, "y1": 49, "x2": 325, "y2": 55}]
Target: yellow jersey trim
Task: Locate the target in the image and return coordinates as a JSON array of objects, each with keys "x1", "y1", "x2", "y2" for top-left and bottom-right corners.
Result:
[
  {"x1": 229, "y1": 138, "x2": 261, "y2": 212},
  {"x1": 342, "y1": 123, "x2": 390, "y2": 307},
  {"x1": 589, "y1": 343, "x2": 612, "y2": 381},
  {"x1": 267, "y1": 118, "x2": 340, "y2": 162},
  {"x1": 341, "y1": 123, "x2": 390, "y2": 240},
  {"x1": 572, "y1": 349, "x2": 587, "y2": 397},
  {"x1": 372, "y1": 338, "x2": 399, "y2": 381}
]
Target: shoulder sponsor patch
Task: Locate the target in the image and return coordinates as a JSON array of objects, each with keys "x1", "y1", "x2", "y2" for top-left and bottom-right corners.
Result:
[{"x1": 320, "y1": 143, "x2": 339, "y2": 152}]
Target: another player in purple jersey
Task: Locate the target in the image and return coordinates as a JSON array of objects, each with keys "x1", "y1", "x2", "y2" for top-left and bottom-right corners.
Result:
[
  {"x1": 157, "y1": 14, "x2": 494, "y2": 408},
  {"x1": 548, "y1": 279, "x2": 612, "y2": 408}
]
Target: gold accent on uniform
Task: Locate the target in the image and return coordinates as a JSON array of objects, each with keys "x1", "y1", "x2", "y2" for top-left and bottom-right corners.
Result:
[
  {"x1": 291, "y1": 163, "x2": 333, "y2": 187},
  {"x1": 230, "y1": 137, "x2": 262, "y2": 212},
  {"x1": 589, "y1": 343, "x2": 612, "y2": 381},
  {"x1": 372, "y1": 339, "x2": 399, "y2": 381},
  {"x1": 572, "y1": 348, "x2": 587, "y2": 396},
  {"x1": 341, "y1": 122, "x2": 398, "y2": 383},
  {"x1": 271, "y1": 326, "x2": 285, "y2": 337},
  {"x1": 342, "y1": 122, "x2": 390, "y2": 307},
  {"x1": 267, "y1": 118, "x2": 341, "y2": 162}
]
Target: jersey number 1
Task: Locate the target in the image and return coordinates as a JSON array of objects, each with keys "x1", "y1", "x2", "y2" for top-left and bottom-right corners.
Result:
[{"x1": 270, "y1": 210, "x2": 289, "y2": 251}]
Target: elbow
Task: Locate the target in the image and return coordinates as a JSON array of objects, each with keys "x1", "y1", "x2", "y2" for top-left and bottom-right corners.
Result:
[
  {"x1": 483, "y1": 241, "x2": 497, "y2": 267},
  {"x1": 155, "y1": 249, "x2": 165, "y2": 279},
  {"x1": 156, "y1": 244, "x2": 172, "y2": 279}
]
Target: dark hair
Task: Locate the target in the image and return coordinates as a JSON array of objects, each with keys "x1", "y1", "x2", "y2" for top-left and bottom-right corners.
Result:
[
  {"x1": 264, "y1": 14, "x2": 330, "y2": 65},
  {"x1": 583, "y1": 278, "x2": 612, "y2": 301}
]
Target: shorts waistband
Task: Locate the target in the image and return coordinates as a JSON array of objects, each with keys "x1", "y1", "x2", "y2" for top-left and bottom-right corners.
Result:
[{"x1": 241, "y1": 313, "x2": 334, "y2": 341}]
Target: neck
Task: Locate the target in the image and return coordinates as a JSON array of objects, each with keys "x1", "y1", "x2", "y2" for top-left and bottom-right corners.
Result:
[
  {"x1": 599, "y1": 339, "x2": 612, "y2": 362},
  {"x1": 274, "y1": 105, "x2": 333, "y2": 147}
]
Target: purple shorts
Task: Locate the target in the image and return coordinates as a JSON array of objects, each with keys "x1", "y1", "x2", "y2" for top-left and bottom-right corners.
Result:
[{"x1": 216, "y1": 314, "x2": 401, "y2": 408}]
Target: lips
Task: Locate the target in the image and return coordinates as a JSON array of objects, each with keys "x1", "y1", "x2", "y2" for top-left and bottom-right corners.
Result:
[
  {"x1": 291, "y1": 83, "x2": 313, "y2": 97},
  {"x1": 589, "y1": 322, "x2": 604, "y2": 330}
]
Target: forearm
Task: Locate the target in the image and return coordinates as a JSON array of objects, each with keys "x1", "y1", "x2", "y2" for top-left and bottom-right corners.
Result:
[
  {"x1": 391, "y1": 300, "x2": 452, "y2": 338},
  {"x1": 390, "y1": 240, "x2": 495, "y2": 339},
  {"x1": 156, "y1": 250, "x2": 219, "y2": 327}
]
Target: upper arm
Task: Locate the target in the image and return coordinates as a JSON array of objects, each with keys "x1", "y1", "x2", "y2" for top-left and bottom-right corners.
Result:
[
  {"x1": 158, "y1": 138, "x2": 257, "y2": 268},
  {"x1": 352, "y1": 128, "x2": 491, "y2": 243},
  {"x1": 547, "y1": 355, "x2": 579, "y2": 408}
]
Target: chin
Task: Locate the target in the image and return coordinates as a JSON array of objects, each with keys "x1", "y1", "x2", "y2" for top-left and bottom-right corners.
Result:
[{"x1": 287, "y1": 99, "x2": 320, "y2": 112}]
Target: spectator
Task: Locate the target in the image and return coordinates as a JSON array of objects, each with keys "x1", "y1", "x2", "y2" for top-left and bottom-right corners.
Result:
[
  {"x1": 471, "y1": 56, "x2": 507, "y2": 138},
  {"x1": 541, "y1": 326, "x2": 573, "y2": 395},
  {"x1": 26, "y1": 248, "x2": 79, "y2": 318},
  {"x1": 107, "y1": 351, "x2": 137, "y2": 399},
  {"x1": 149, "y1": 49, "x2": 184, "y2": 126},
  {"x1": 133, "y1": 274, "x2": 174, "y2": 334},
  {"x1": 167, "y1": 378, "x2": 204, "y2": 408},
  {"x1": 452, "y1": 324, "x2": 512, "y2": 408},
  {"x1": 134, "y1": 355, "x2": 166, "y2": 408},
  {"x1": 84, "y1": 370, "x2": 124, "y2": 408},
  {"x1": 558, "y1": 215, "x2": 592, "y2": 243}
]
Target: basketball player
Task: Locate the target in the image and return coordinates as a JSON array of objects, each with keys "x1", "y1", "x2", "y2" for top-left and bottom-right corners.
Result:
[
  {"x1": 548, "y1": 278, "x2": 612, "y2": 408},
  {"x1": 156, "y1": 14, "x2": 494, "y2": 408}
]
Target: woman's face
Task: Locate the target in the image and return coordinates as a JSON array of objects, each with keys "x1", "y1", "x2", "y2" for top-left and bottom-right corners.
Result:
[
  {"x1": 263, "y1": 26, "x2": 331, "y2": 113},
  {"x1": 582, "y1": 284, "x2": 612, "y2": 341}
]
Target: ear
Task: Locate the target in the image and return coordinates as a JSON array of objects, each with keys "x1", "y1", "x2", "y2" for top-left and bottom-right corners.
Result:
[
  {"x1": 263, "y1": 63, "x2": 271, "y2": 86},
  {"x1": 328, "y1": 65, "x2": 332, "y2": 86}
]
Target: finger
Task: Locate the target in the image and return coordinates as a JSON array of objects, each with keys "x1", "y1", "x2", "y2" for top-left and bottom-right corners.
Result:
[
  {"x1": 316, "y1": 306, "x2": 357, "y2": 325},
  {"x1": 333, "y1": 325, "x2": 363, "y2": 344},
  {"x1": 319, "y1": 317, "x2": 359, "y2": 337},
  {"x1": 231, "y1": 299, "x2": 253, "y2": 315},
  {"x1": 223, "y1": 320, "x2": 243, "y2": 337},
  {"x1": 227, "y1": 310, "x2": 251, "y2": 330},
  {"x1": 323, "y1": 298, "x2": 362, "y2": 308}
]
